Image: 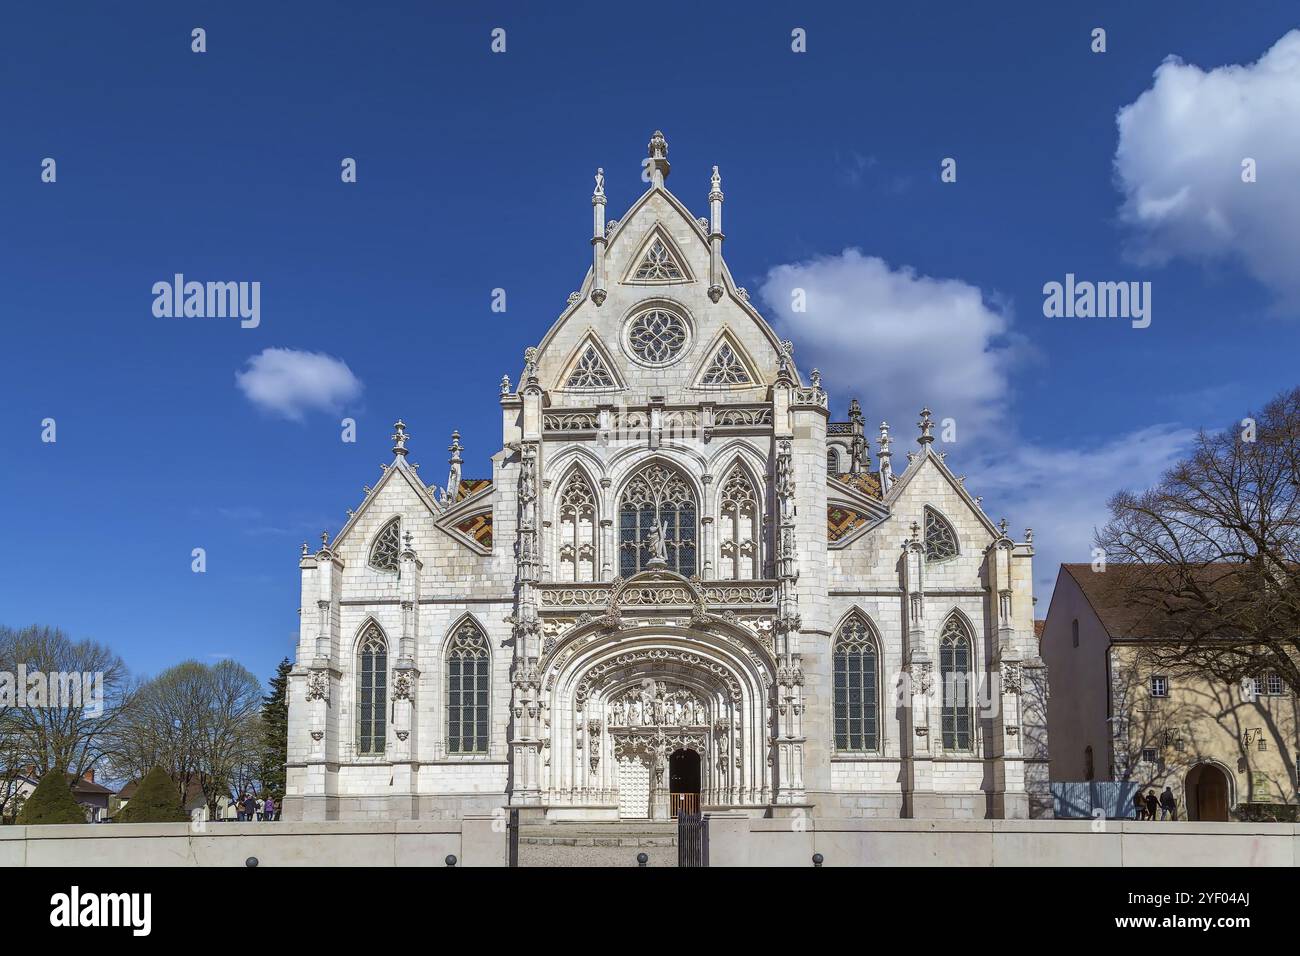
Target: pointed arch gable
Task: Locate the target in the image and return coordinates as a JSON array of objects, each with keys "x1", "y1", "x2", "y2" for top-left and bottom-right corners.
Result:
[
  {"x1": 442, "y1": 611, "x2": 491, "y2": 653},
  {"x1": 353, "y1": 616, "x2": 390, "y2": 652},
  {"x1": 621, "y1": 222, "x2": 695, "y2": 285},
  {"x1": 691, "y1": 328, "x2": 760, "y2": 389},
  {"x1": 554, "y1": 330, "x2": 626, "y2": 392},
  {"x1": 924, "y1": 505, "x2": 960, "y2": 563}
]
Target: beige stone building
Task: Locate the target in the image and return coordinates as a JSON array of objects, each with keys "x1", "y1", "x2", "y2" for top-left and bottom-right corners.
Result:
[
  {"x1": 1042, "y1": 564, "x2": 1300, "y2": 820},
  {"x1": 284, "y1": 132, "x2": 1049, "y2": 823}
]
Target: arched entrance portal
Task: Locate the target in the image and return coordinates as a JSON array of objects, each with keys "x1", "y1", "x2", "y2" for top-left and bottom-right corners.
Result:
[
  {"x1": 1185, "y1": 764, "x2": 1231, "y2": 821},
  {"x1": 669, "y1": 748, "x2": 701, "y2": 814}
]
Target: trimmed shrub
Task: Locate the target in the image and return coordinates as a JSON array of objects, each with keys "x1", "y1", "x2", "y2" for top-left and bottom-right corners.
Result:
[
  {"x1": 16, "y1": 772, "x2": 87, "y2": 825},
  {"x1": 117, "y1": 766, "x2": 187, "y2": 823},
  {"x1": 1232, "y1": 802, "x2": 1298, "y2": 823}
]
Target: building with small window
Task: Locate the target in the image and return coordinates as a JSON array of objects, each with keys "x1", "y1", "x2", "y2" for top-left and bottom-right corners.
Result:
[
  {"x1": 1041, "y1": 564, "x2": 1300, "y2": 820},
  {"x1": 285, "y1": 132, "x2": 1048, "y2": 823}
]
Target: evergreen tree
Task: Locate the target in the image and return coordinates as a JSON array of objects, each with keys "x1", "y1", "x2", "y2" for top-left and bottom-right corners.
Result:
[
  {"x1": 259, "y1": 657, "x2": 292, "y2": 798},
  {"x1": 17, "y1": 771, "x2": 87, "y2": 825},
  {"x1": 118, "y1": 765, "x2": 186, "y2": 823}
]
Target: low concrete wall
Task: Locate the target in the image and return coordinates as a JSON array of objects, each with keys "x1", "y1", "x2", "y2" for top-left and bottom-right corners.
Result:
[
  {"x1": 1, "y1": 815, "x2": 507, "y2": 867},
  {"x1": 705, "y1": 813, "x2": 1300, "y2": 866}
]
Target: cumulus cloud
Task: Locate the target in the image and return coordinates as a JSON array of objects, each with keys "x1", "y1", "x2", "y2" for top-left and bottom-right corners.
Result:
[
  {"x1": 1115, "y1": 30, "x2": 1300, "y2": 308},
  {"x1": 235, "y1": 347, "x2": 363, "y2": 422},
  {"x1": 760, "y1": 249, "x2": 1197, "y2": 595},
  {"x1": 760, "y1": 248, "x2": 1024, "y2": 441},
  {"x1": 975, "y1": 425, "x2": 1196, "y2": 594}
]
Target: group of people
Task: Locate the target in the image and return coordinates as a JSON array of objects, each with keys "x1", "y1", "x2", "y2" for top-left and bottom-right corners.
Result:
[
  {"x1": 231, "y1": 792, "x2": 278, "y2": 821},
  {"x1": 1133, "y1": 786, "x2": 1178, "y2": 820}
]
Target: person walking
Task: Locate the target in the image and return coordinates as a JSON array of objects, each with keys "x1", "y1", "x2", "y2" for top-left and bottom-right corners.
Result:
[
  {"x1": 256, "y1": 796, "x2": 266, "y2": 821},
  {"x1": 1159, "y1": 786, "x2": 1178, "y2": 821},
  {"x1": 1133, "y1": 788, "x2": 1146, "y2": 820},
  {"x1": 263, "y1": 794, "x2": 276, "y2": 822},
  {"x1": 1144, "y1": 789, "x2": 1158, "y2": 821},
  {"x1": 242, "y1": 792, "x2": 258, "y2": 822},
  {"x1": 236, "y1": 791, "x2": 248, "y2": 822}
]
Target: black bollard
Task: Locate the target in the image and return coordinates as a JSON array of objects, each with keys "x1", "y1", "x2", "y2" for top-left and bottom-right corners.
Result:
[
  {"x1": 445, "y1": 854, "x2": 458, "y2": 867},
  {"x1": 812, "y1": 853, "x2": 823, "y2": 867},
  {"x1": 245, "y1": 857, "x2": 259, "y2": 868},
  {"x1": 636, "y1": 852, "x2": 648, "y2": 867}
]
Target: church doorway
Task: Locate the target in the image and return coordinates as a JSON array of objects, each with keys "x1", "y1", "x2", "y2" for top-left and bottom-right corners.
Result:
[
  {"x1": 1185, "y1": 763, "x2": 1230, "y2": 821},
  {"x1": 669, "y1": 748, "x2": 701, "y2": 815}
]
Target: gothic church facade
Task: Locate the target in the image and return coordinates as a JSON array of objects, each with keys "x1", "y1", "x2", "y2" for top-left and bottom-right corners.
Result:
[{"x1": 284, "y1": 132, "x2": 1049, "y2": 822}]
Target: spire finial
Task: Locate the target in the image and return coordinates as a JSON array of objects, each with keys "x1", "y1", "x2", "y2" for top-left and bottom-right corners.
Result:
[
  {"x1": 449, "y1": 430, "x2": 463, "y2": 463},
  {"x1": 877, "y1": 422, "x2": 894, "y2": 494},
  {"x1": 848, "y1": 399, "x2": 863, "y2": 425},
  {"x1": 320, "y1": 530, "x2": 330, "y2": 549},
  {"x1": 710, "y1": 164, "x2": 722, "y2": 199},
  {"x1": 447, "y1": 430, "x2": 463, "y2": 497},
  {"x1": 301, "y1": 541, "x2": 309, "y2": 557},
  {"x1": 500, "y1": 374, "x2": 511, "y2": 395},
  {"x1": 391, "y1": 419, "x2": 410, "y2": 456},
  {"x1": 593, "y1": 167, "x2": 605, "y2": 199},
  {"x1": 917, "y1": 408, "x2": 935, "y2": 445},
  {"x1": 647, "y1": 130, "x2": 670, "y2": 186}
]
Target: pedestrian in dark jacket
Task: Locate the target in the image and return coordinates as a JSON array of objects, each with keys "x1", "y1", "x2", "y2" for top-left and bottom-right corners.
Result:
[
  {"x1": 1144, "y1": 789, "x2": 1159, "y2": 820},
  {"x1": 1159, "y1": 787, "x2": 1178, "y2": 821},
  {"x1": 243, "y1": 793, "x2": 258, "y2": 821},
  {"x1": 1133, "y1": 788, "x2": 1146, "y2": 820}
]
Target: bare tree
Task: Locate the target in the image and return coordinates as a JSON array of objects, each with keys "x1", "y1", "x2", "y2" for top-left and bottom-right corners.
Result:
[
  {"x1": 111, "y1": 659, "x2": 264, "y2": 816},
  {"x1": 0, "y1": 624, "x2": 131, "y2": 780},
  {"x1": 1095, "y1": 386, "x2": 1300, "y2": 691}
]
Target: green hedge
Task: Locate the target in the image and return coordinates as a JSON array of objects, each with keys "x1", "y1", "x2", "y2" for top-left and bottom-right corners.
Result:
[
  {"x1": 16, "y1": 772, "x2": 87, "y2": 825},
  {"x1": 117, "y1": 766, "x2": 187, "y2": 823},
  {"x1": 1232, "y1": 803, "x2": 1299, "y2": 822}
]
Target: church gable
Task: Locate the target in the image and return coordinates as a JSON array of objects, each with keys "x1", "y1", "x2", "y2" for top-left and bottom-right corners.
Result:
[
  {"x1": 554, "y1": 332, "x2": 625, "y2": 393},
  {"x1": 691, "y1": 329, "x2": 759, "y2": 389}
]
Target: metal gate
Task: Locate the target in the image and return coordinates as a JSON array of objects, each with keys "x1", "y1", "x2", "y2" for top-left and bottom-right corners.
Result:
[{"x1": 677, "y1": 810, "x2": 708, "y2": 867}]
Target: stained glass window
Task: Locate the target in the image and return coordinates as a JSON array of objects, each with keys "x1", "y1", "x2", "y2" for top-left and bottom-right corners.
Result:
[
  {"x1": 369, "y1": 517, "x2": 401, "y2": 572},
  {"x1": 618, "y1": 463, "x2": 697, "y2": 577},
  {"x1": 565, "y1": 344, "x2": 616, "y2": 389},
  {"x1": 699, "y1": 342, "x2": 752, "y2": 385},
  {"x1": 357, "y1": 624, "x2": 387, "y2": 755},
  {"x1": 924, "y1": 507, "x2": 958, "y2": 563},
  {"x1": 557, "y1": 472, "x2": 597, "y2": 582},
  {"x1": 940, "y1": 616, "x2": 973, "y2": 751},
  {"x1": 834, "y1": 614, "x2": 879, "y2": 751},
  {"x1": 627, "y1": 309, "x2": 687, "y2": 365},
  {"x1": 633, "y1": 238, "x2": 685, "y2": 280},
  {"x1": 447, "y1": 622, "x2": 490, "y2": 755}
]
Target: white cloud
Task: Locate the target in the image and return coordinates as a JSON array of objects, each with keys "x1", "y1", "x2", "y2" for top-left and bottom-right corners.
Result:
[
  {"x1": 974, "y1": 425, "x2": 1196, "y2": 595},
  {"x1": 760, "y1": 248, "x2": 1024, "y2": 441},
  {"x1": 1115, "y1": 30, "x2": 1300, "y2": 308},
  {"x1": 760, "y1": 249, "x2": 1197, "y2": 600},
  {"x1": 235, "y1": 347, "x2": 362, "y2": 422}
]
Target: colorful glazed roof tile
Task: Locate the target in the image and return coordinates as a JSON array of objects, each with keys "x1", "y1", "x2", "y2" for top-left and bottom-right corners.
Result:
[
  {"x1": 831, "y1": 471, "x2": 883, "y2": 499},
  {"x1": 827, "y1": 505, "x2": 871, "y2": 543},
  {"x1": 455, "y1": 511, "x2": 493, "y2": 548},
  {"x1": 456, "y1": 478, "x2": 493, "y2": 501}
]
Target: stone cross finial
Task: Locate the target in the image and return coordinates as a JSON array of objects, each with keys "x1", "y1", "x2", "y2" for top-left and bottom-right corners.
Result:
[
  {"x1": 403, "y1": 531, "x2": 413, "y2": 548},
  {"x1": 320, "y1": 531, "x2": 330, "y2": 548},
  {"x1": 999, "y1": 517, "x2": 1009, "y2": 536},
  {"x1": 500, "y1": 374, "x2": 511, "y2": 395},
  {"x1": 917, "y1": 408, "x2": 935, "y2": 445},
  {"x1": 301, "y1": 541, "x2": 309, "y2": 556},
  {"x1": 391, "y1": 420, "x2": 410, "y2": 456},
  {"x1": 910, "y1": 521, "x2": 921, "y2": 542}
]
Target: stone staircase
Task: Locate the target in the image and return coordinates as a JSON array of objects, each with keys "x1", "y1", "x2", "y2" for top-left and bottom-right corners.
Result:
[{"x1": 515, "y1": 821, "x2": 678, "y2": 867}]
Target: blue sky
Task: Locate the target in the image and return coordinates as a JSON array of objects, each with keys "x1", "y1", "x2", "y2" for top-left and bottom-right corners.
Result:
[{"x1": 3, "y1": 1, "x2": 1298, "y2": 682}]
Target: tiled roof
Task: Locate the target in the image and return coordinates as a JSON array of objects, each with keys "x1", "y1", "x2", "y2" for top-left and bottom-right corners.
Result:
[
  {"x1": 1061, "y1": 562, "x2": 1244, "y2": 640},
  {"x1": 455, "y1": 478, "x2": 492, "y2": 501},
  {"x1": 456, "y1": 511, "x2": 493, "y2": 548},
  {"x1": 831, "y1": 471, "x2": 882, "y2": 499},
  {"x1": 827, "y1": 505, "x2": 871, "y2": 543}
]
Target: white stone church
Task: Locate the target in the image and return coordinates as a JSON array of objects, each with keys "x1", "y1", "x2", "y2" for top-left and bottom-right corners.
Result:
[{"x1": 285, "y1": 131, "x2": 1049, "y2": 823}]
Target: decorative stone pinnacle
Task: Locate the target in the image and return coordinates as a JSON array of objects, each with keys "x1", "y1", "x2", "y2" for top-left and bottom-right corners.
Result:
[
  {"x1": 1025, "y1": 528, "x2": 1034, "y2": 543},
  {"x1": 878, "y1": 421, "x2": 892, "y2": 450},
  {"x1": 910, "y1": 521, "x2": 921, "y2": 541},
  {"x1": 301, "y1": 541, "x2": 309, "y2": 556},
  {"x1": 709, "y1": 164, "x2": 723, "y2": 200},
  {"x1": 391, "y1": 419, "x2": 410, "y2": 456},
  {"x1": 849, "y1": 398, "x2": 863, "y2": 425},
  {"x1": 917, "y1": 408, "x2": 935, "y2": 445},
  {"x1": 500, "y1": 374, "x2": 511, "y2": 395},
  {"x1": 403, "y1": 531, "x2": 413, "y2": 547},
  {"x1": 999, "y1": 517, "x2": 1009, "y2": 536},
  {"x1": 811, "y1": 368, "x2": 822, "y2": 389},
  {"x1": 320, "y1": 531, "x2": 330, "y2": 548},
  {"x1": 449, "y1": 430, "x2": 463, "y2": 463},
  {"x1": 593, "y1": 167, "x2": 605, "y2": 199},
  {"x1": 647, "y1": 130, "x2": 670, "y2": 183}
]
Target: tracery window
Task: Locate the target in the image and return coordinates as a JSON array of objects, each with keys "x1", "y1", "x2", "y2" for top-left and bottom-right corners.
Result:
[
  {"x1": 834, "y1": 614, "x2": 879, "y2": 752},
  {"x1": 619, "y1": 463, "x2": 697, "y2": 577},
  {"x1": 699, "y1": 342, "x2": 752, "y2": 385},
  {"x1": 627, "y1": 309, "x2": 687, "y2": 365},
  {"x1": 633, "y1": 238, "x2": 685, "y2": 280},
  {"x1": 924, "y1": 507, "x2": 958, "y2": 563},
  {"x1": 940, "y1": 615, "x2": 974, "y2": 751},
  {"x1": 368, "y1": 517, "x2": 401, "y2": 572},
  {"x1": 557, "y1": 471, "x2": 597, "y2": 582},
  {"x1": 565, "y1": 344, "x2": 616, "y2": 389},
  {"x1": 447, "y1": 621, "x2": 490, "y2": 755},
  {"x1": 827, "y1": 448, "x2": 840, "y2": 474},
  {"x1": 718, "y1": 466, "x2": 759, "y2": 579},
  {"x1": 357, "y1": 624, "x2": 387, "y2": 755}
]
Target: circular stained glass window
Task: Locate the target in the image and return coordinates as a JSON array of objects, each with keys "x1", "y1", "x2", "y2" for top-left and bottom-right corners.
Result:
[{"x1": 627, "y1": 309, "x2": 688, "y2": 365}]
